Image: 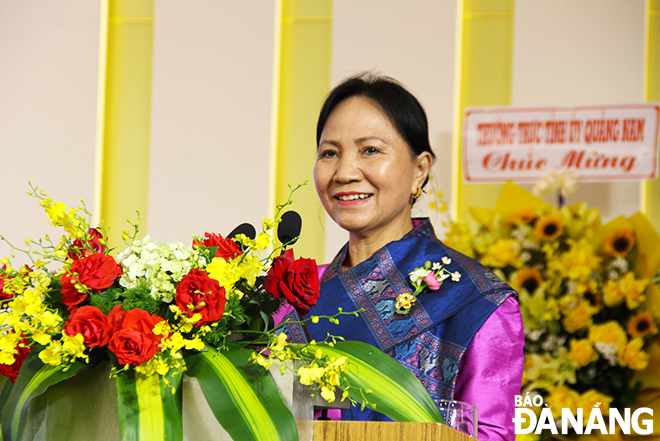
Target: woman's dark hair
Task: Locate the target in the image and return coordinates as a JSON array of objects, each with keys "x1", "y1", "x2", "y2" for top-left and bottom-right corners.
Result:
[{"x1": 316, "y1": 72, "x2": 436, "y2": 164}]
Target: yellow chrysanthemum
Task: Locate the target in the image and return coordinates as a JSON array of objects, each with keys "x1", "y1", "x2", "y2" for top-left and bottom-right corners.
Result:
[
  {"x1": 603, "y1": 228, "x2": 635, "y2": 258},
  {"x1": 563, "y1": 301, "x2": 599, "y2": 333},
  {"x1": 589, "y1": 321, "x2": 628, "y2": 353},
  {"x1": 480, "y1": 239, "x2": 521, "y2": 268},
  {"x1": 546, "y1": 384, "x2": 580, "y2": 419},
  {"x1": 577, "y1": 389, "x2": 613, "y2": 416},
  {"x1": 602, "y1": 279, "x2": 625, "y2": 307},
  {"x1": 511, "y1": 267, "x2": 543, "y2": 294},
  {"x1": 555, "y1": 239, "x2": 602, "y2": 282},
  {"x1": 568, "y1": 338, "x2": 598, "y2": 367},
  {"x1": 627, "y1": 310, "x2": 658, "y2": 338},
  {"x1": 618, "y1": 338, "x2": 650, "y2": 370},
  {"x1": 534, "y1": 212, "x2": 564, "y2": 240},
  {"x1": 619, "y1": 272, "x2": 648, "y2": 310}
]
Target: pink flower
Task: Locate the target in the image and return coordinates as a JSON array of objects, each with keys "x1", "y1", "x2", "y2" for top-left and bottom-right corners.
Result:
[{"x1": 424, "y1": 273, "x2": 442, "y2": 291}]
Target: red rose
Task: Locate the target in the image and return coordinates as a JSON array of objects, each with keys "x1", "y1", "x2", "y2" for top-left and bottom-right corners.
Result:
[
  {"x1": 61, "y1": 253, "x2": 123, "y2": 308},
  {"x1": 64, "y1": 305, "x2": 112, "y2": 347},
  {"x1": 263, "y1": 249, "x2": 320, "y2": 316},
  {"x1": 68, "y1": 228, "x2": 107, "y2": 261},
  {"x1": 107, "y1": 304, "x2": 126, "y2": 331},
  {"x1": 193, "y1": 232, "x2": 243, "y2": 260},
  {"x1": 0, "y1": 335, "x2": 31, "y2": 383},
  {"x1": 175, "y1": 269, "x2": 226, "y2": 326},
  {"x1": 108, "y1": 308, "x2": 164, "y2": 366}
]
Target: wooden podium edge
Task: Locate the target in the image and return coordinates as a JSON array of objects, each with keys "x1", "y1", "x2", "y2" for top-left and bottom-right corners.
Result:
[{"x1": 312, "y1": 420, "x2": 475, "y2": 441}]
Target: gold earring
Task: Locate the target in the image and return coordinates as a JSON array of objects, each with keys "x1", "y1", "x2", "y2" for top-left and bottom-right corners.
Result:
[{"x1": 412, "y1": 187, "x2": 423, "y2": 200}]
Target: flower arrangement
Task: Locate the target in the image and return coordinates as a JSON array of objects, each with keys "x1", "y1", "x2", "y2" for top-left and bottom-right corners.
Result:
[
  {"x1": 0, "y1": 183, "x2": 442, "y2": 441},
  {"x1": 444, "y1": 182, "x2": 660, "y2": 440}
]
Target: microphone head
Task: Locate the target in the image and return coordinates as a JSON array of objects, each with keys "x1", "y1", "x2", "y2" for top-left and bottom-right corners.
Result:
[
  {"x1": 277, "y1": 211, "x2": 302, "y2": 246},
  {"x1": 228, "y1": 223, "x2": 256, "y2": 240}
]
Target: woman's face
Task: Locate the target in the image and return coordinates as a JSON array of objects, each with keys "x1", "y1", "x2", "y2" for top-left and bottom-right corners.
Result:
[{"x1": 314, "y1": 95, "x2": 430, "y2": 240}]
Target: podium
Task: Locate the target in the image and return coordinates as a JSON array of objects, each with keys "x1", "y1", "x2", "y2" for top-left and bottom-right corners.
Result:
[{"x1": 313, "y1": 421, "x2": 475, "y2": 441}]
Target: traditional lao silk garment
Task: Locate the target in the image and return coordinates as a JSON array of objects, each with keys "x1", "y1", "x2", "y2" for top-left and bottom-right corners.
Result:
[{"x1": 280, "y1": 219, "x2": 523, "y2": 441}]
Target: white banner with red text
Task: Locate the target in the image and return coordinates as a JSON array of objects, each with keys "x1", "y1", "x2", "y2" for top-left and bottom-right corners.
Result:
[{"x1": 462, "y1": 104, "x2": 660, "y2": 183}]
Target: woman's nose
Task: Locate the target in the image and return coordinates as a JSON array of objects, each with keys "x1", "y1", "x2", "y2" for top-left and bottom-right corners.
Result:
[{"x1": 334, "y1": 155, "x2": 362, "y2": 183}]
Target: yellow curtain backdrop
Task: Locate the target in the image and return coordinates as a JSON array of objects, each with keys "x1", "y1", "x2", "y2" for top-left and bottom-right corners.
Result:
[
  {"x1": 94, "y1": 0, "x2": 154, "y2": 247},
  {"x1": 643, "y1": 0, "x2": 660, "y2": 232},
  {"x1": 270, "y1": 0, "x2": 333, "y2": 262},
  {"x1": 451, "y1": 0, "x2": 515, "y2": 220},
  {"x1": 632, "y1": 2, "x2": 660, "y2": 440}
]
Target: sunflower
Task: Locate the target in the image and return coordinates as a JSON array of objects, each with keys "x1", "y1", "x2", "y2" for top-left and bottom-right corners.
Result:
[
  {"x1": 603, "y1": 228, "x2": 635, "y2": 257},
  {"x1": 512, "y1": 267, "x2": 543, "y2": 294},
  {"x1": 534, "y1": 212, "x2": 564, "y2": 240},
  {"x1": 627, "y1": 310, "x2": 659, "y2": 338}
]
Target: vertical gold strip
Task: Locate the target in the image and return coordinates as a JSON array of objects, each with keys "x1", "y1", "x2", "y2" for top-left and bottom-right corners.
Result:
[
  {"x1": 94, "y1": 0, "x2": 155, "y2": 246},
  {"x1": 451, "y1": 0, "x2": 515, "y2": 220},
  {"x1": 643, "y1": 0, "x2": 660, "y2": 231},
  {"x1": 271, "y1": 0, "x2": 333, "y2": 261}
]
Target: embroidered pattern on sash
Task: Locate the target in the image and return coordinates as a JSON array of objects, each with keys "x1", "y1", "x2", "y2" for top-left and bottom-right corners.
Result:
[
  {"x1": 388, "y1": 331, "x2": 465, "y2": 400},
  {"x1": 277, "y1": 310, "x2": 307, "y2": 344},
  {"x1": 341, "y1": 247, "x2": 438, "y2": 352}
]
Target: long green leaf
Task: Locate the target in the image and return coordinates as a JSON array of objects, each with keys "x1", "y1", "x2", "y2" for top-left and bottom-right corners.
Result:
[
  {"x1": 1, "y1": 349, "x2": 89, "y2": 441},
  {"x1": 0, "y1": 378, "x2": 14, "y2": 440},
  {"x1": 115, "y1": 369, "x2": 183, "y2": 441},
  {"x1": 185, "y1": 348, "x2": 297, "y2": 441},
  {"x1": 298, "y1": 341, "x2": 444, "y2": 423}
]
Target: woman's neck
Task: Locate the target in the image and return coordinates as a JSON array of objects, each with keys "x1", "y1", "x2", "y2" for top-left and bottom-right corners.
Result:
[{"x1": 342, "y1": 217, "x2": 414, "y2": 271}]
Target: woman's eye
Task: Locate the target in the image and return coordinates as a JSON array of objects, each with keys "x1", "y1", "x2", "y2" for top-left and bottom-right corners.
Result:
[
  {"x1": 363, "y1": 147, "x2": 380, "y2": 155},
  {"x1": 319, "y1": 149, "x2": 338, "y2": 158}
]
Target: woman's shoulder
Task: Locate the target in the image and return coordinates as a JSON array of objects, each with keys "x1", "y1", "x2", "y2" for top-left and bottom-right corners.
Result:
[{"x1": 406, "y1": 228, "x2": 515, "y2": 299}]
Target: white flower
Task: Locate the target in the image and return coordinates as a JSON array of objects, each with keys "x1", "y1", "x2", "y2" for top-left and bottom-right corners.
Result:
[
  {"x1": 438, "y1": 272, "x2": 450, "y2": 282},
  {"x1": 116, "y1": 238, "x2": 204, "y2": 303},
  {"x1": 409, "y1": 268, "x2": 430, "y2": 285},
  {"x1": 520, "y1": 251, "x2": 532, "y2": 262},
  {"x1": 432, "y1": 262, "x2": 442, "y2": 271},
  {"x1": 441, "y1": 257, "x2": 451, "y2": 265},
  {"x1": 594, "y1": 342, "x2": 618, "y2": 366},
  {"x1": 451, "y1": 271, "x2": 461, "y2": 282}
]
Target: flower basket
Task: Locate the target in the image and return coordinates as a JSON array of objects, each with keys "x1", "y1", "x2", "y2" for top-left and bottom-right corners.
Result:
[{"x1": 445, "y1": 182, "x2": 660, "y2": 439}]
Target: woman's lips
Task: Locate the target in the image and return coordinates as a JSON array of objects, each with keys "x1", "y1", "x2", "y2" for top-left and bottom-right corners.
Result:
[{"x1": 334, "y1": 192, "x2": 373, "y2": 205}]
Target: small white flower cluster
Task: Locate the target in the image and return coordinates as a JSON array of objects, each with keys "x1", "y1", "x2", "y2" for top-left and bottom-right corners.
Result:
[
  {"x1": 116, "y1": 236, "x2": 205, "y2": 303},
  {"x1": 594, "y1": 341, "x2": 618, "y2": 366},
  {"x1": 408, "y1": 257, "x2": 461, "y2": 285}
]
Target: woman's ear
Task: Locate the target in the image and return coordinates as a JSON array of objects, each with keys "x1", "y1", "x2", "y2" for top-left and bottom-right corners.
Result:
[{"x1": 414, "y1": 152, "x2": 433, "y2": 188}]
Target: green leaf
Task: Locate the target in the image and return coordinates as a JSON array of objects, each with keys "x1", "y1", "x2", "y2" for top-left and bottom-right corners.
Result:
[
  {"x1": 0, "y1": 378, "x2": 15, "y2": 438},
  {"x1": 1, "y1": 349, "x2": 89, "y2": 441},
  {"x1": 115, "y1": 369, "x2": 183, "y2": 441},
  {"x1": 302, "y1": 341, "x2": 444, "y2": 423},
  {"x1": 185, "y1": 348, "x2": 297, "y2": 441}
]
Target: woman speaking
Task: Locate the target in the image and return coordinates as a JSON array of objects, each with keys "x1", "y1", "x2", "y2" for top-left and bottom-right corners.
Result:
[{"x1": 297, "y1": 73, "x2": 524, "y2": 441}]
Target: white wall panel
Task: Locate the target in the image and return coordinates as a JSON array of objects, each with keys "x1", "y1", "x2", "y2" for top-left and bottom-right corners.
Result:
[
  {"x1": 0, "y1": 1, "x2": 99, "y2": 262},
  {"x1": 147, "y1": 2, "x2": 275, "y2": 245}
]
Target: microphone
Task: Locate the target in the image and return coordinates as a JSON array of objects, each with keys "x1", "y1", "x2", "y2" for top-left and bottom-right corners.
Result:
[
  {"x1": 277, "y1": 211, "x2": 302, "y2": 248},
  {"x1": 228, "y1": 223, "x2": 256, "y2": 240}
]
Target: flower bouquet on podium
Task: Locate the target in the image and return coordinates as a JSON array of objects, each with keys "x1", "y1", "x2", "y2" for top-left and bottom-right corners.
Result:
[{"x1": 0, "y1": 183, "x2": 443, "y2": 441}]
